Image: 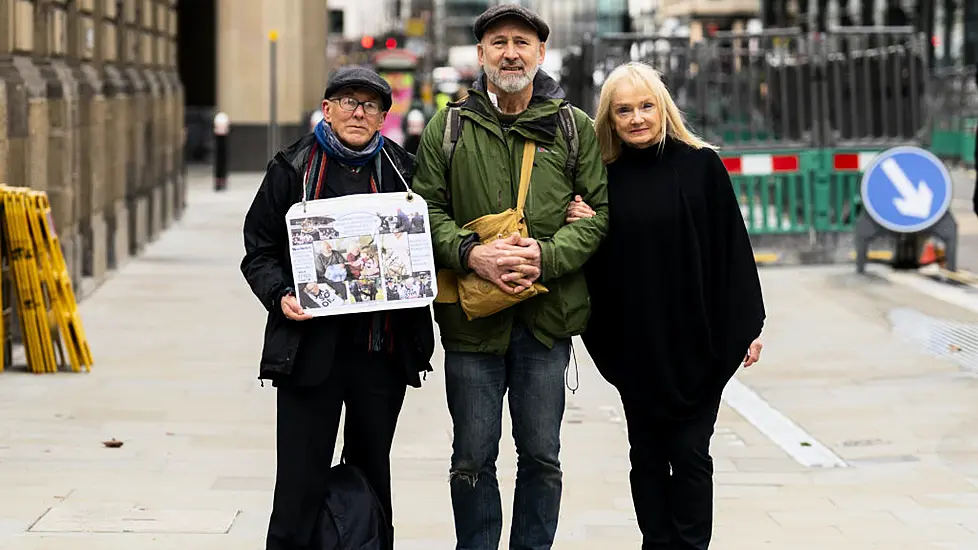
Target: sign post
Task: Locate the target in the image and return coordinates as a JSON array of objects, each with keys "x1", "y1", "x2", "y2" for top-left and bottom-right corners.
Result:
[
  {"x1": 268, "y1": 30, "x2": 280, "y2": 159},
  {"x1": 855, "y1": 146, "x2": 958, "y2": 273}
]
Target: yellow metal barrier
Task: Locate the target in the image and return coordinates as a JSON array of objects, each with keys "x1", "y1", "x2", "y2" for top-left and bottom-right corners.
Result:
[{"x1": 0, "y1": 186, "x2": 93, "y2": 373}]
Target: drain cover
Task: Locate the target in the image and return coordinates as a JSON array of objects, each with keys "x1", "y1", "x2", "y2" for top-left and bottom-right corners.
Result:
[
  {"x1": 888, "y1": 307, "x2": 978, "y2": 373},
  {"x1": 29, "y1": 504, "x2": 240, "y2": 534}
]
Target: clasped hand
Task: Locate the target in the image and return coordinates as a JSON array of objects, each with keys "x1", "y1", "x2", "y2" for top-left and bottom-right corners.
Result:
[{"x1": 467, "y1": 233, "x2": 542, "y2": 295}]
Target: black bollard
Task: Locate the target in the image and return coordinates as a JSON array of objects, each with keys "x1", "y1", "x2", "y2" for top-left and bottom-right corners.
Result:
[{"x1": 213, "y1": 112, "x2": 230, "y2": 191}]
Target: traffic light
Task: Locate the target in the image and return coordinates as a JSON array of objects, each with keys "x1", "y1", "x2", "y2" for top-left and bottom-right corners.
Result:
[{"x1": 358, "y1": 31, "x2": 404, "y2": 52}]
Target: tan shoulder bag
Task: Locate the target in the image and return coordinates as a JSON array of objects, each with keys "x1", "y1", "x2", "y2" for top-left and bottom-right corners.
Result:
[{"x1": 434, "y1": 140, "x2": 548, "y2": 320}]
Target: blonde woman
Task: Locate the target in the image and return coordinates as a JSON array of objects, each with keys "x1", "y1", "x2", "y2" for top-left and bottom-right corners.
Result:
[{"x1": 566, "y1": 62, "x2": 765, "y2": 548}]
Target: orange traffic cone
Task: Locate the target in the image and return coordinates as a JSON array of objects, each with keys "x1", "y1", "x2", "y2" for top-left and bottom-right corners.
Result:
[{"x1": 919, "y1": 241, "x2": 938, "y2": 265}]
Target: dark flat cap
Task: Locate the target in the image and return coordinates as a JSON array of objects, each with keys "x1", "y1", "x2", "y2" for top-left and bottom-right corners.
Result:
[
  {"x1": 323, "y1": 66, "x2": 393, "y2": 111},
  {"x1": 473, "y1": 4, "x2": 550, "y2": 42}
]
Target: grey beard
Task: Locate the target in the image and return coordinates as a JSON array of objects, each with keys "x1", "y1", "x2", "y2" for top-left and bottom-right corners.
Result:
[{"x1": 486, "y1": 63, "x2": 538, "y2": 94}]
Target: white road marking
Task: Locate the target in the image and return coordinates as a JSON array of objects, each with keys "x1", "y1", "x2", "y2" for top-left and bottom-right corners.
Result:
[
  {"x1": 598, "y1": 382, "x2": 847, "y2": 469},
  {"x1": 721, "y1": 378, "x2": 849, "y2": 468}
]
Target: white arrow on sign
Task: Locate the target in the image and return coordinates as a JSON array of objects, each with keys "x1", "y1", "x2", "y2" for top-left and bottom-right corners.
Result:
[{"x1": 880, "y1": 157, "x2": 933, "y2": 219}]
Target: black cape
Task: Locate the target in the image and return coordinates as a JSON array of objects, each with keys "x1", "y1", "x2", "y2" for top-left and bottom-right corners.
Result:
[{"x1": 581, "y1": 137, "x2": 766, "y2": 419}]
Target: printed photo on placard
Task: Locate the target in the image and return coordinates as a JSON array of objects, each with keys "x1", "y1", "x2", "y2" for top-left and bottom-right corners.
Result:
[{"x1": 286, "y1": 193, "x2": 437, "y2": 317}]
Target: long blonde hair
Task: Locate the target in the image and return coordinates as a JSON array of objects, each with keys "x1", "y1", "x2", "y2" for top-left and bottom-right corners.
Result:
[{"x1": 594, "y1": 61, "x2": 714, "y2": 164}]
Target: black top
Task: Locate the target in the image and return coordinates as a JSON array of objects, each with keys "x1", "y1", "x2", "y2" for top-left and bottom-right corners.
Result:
[
  {"x1": 581, "y1": 137, "x2": 765, "y2": 419},
  {"x1": 323, "y1": 160, "x2": 373, "y2": 198}
]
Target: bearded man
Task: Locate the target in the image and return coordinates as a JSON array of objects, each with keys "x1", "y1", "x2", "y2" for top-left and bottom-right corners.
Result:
[{"x1": 410, "y1": 4, "x2": 609, "y2": 549}]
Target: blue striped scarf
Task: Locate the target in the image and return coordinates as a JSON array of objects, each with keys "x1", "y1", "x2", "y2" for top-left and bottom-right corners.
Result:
[{"x1": 314, "y1": 120, "x2": 384, "y2": 167}]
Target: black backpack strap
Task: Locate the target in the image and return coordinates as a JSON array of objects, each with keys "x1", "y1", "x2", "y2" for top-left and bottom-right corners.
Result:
[
  {"x1": 557, "y1": 103, "x2": 580, "y2": 180},
  {"x1": 440, "y1": 105, "x2": 464, "y2": 209},
  {"x1": 442, "y1": 106, "x2": 463, "y2": 170}
]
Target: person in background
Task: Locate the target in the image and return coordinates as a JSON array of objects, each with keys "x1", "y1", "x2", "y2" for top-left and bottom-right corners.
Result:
[
  {"x1": 241, "y1": 65, "x2": 434, "y2": 549},
  {"x1": 435, "y1": 81, "x2": 460, "y2": 111},
  {"x1": 402, "y1": 107, "x2": 426, "y2": 154},
  {"x1": 566, "y1": 61, "x2": 765, "y2": 549}
]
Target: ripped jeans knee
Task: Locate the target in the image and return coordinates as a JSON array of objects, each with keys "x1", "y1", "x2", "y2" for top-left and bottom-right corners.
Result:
[{"x1": 449, "y1": 460, "x2": 496, "y2": 490}]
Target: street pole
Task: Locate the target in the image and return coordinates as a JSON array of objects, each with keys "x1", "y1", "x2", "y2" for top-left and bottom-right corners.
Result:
[
  {"x1": 423, "y1": 9, "x2": 434, "y2": 108},
  {"x1": 268, "y1": 30, "x2": 279, "y2": 159},
  {"x1": 213, "y1": 112, "x2": 230, "y2": 191}
]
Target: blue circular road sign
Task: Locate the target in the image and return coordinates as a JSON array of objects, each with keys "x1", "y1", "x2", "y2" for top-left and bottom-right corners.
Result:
[{"x1": 859, "y1": 146, "x2": 953, "y2": 234}]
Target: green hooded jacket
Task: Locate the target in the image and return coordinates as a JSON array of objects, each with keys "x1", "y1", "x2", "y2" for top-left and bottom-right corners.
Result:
[{"x1": 411, "y1": 71, "x2": 609, "y2": 354}]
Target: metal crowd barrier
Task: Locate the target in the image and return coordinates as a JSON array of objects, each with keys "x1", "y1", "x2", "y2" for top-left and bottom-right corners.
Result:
[
  {"x1": 699, "y1": 28, "x2": 817, "y2": 150},
  {"x1": 928, "y1": 65, "x2": 978, "y2": 167}
]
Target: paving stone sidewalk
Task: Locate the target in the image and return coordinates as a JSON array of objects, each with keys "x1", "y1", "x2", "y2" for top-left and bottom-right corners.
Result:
[{"x1": 0, "y1": 171, "x2": 976, "y2": 549}]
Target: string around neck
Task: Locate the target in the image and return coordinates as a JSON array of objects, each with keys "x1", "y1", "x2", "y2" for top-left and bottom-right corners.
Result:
[{"x1": 382, "y1": 147, "x2": 414, "y2": 202}]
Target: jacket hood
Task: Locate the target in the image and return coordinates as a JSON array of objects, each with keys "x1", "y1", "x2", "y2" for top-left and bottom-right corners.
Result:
[{"x1": 471, "y1": 69, "x2": 566, "y2": 102}]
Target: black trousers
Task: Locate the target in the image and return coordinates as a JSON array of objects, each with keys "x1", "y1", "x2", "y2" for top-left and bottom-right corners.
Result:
[
  {"x1": 265, "y1": 351, "x2": 407, "y2": 550},
  {"x1": 619, "y1": 388, "x2": 721, "y2": 550}
]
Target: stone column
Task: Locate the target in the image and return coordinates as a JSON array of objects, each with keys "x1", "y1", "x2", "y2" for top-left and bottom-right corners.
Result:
[
  {"x1": 40, "y1": 0, "x2": 83, "y2": 291},
  {"x1": 76, "y1": 0, "x2": 109, "y2": 286},
  {"x1": 165, "y1": 0, "x2": 184, "y2": 223},
  {"x1": 148, "y1": 0, "x2": 173, "y2": 239},
  {"x1": 122, "y1": 0, "x2": 148, "y2": 257},
  {"x1": 102, "y1": 0, "x2": 131, "y2": 270},
  {"x1": 0, "y1": 2, "x2": 10, "y2": 185},
  {"x1": 154, "y1": 0, "x2": 172, "y2": 229},
  {"x1": 139, "y1": 0, "x2": 161, "y2": 242},
  {"x1": 1, "y1": 1, "x2": 50, "y2": 200}
]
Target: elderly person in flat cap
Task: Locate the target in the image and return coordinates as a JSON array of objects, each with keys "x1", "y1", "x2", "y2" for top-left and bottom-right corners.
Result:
[
  {"x1": 412, "y1": 4, "x2": 608, "y2": 550},
  {"x1": 241, "y1": 65, "x2": 434, "y2": 549}
]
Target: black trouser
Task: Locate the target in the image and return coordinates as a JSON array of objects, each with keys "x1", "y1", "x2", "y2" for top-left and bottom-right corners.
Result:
[
  {"x1": 265, "y1": 351, "x2": 407, "y2": 550},
  {"x1": 619, "y1": 388, "x2": 721, "y2": 550}
]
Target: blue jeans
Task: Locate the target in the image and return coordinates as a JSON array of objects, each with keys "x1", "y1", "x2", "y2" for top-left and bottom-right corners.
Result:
[{"x1": 444, "y1": 323, "x2": 571, "y2": 550}]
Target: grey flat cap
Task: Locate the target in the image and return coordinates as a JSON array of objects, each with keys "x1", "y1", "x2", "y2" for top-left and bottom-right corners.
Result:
[
  {"x1": 473, "y1": 4, "x2": 550, "y2": 42},
  {"x1": 323, "y1": 66, "x2": 393, "y2": 111}
]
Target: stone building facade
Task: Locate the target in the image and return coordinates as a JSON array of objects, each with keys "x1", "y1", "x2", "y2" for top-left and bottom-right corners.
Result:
[{"x1": 0, "y1": 0, "x2": 184, "y2": 294}]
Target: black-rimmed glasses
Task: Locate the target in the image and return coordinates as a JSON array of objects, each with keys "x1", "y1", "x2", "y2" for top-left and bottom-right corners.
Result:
[{"x1": 330, "y1": 96, "x2": 382, "y2": 116}]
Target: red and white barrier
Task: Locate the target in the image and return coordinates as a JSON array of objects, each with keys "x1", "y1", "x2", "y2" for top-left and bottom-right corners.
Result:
[
  {"x1": 720, "y1": 151, "x2": 882, "y2": 175},
  {"x1": 831, "y1": 152, "x2": 880, "y2": 171},
  {"x1": 722, "y1": 154, "x2": 800, "y2": 175}
]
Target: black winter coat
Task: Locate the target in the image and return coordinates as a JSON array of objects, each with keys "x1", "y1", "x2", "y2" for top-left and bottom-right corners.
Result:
[
  {"x1": 240, "y1": 133, "x2": 435, "y2": 387},
  {"x1": 581, "y1": 138, "x2": 765, "y2": 418}
]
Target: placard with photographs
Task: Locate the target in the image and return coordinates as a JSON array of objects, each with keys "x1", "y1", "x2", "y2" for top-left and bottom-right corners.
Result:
[{"x1": 285, "y1": 193, "x2": 437, "y2": 316}]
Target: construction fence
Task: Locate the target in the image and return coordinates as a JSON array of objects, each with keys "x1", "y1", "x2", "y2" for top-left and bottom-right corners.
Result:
[{"x1": 928, "y1": 65, "x2": 978, "y2": 167}]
